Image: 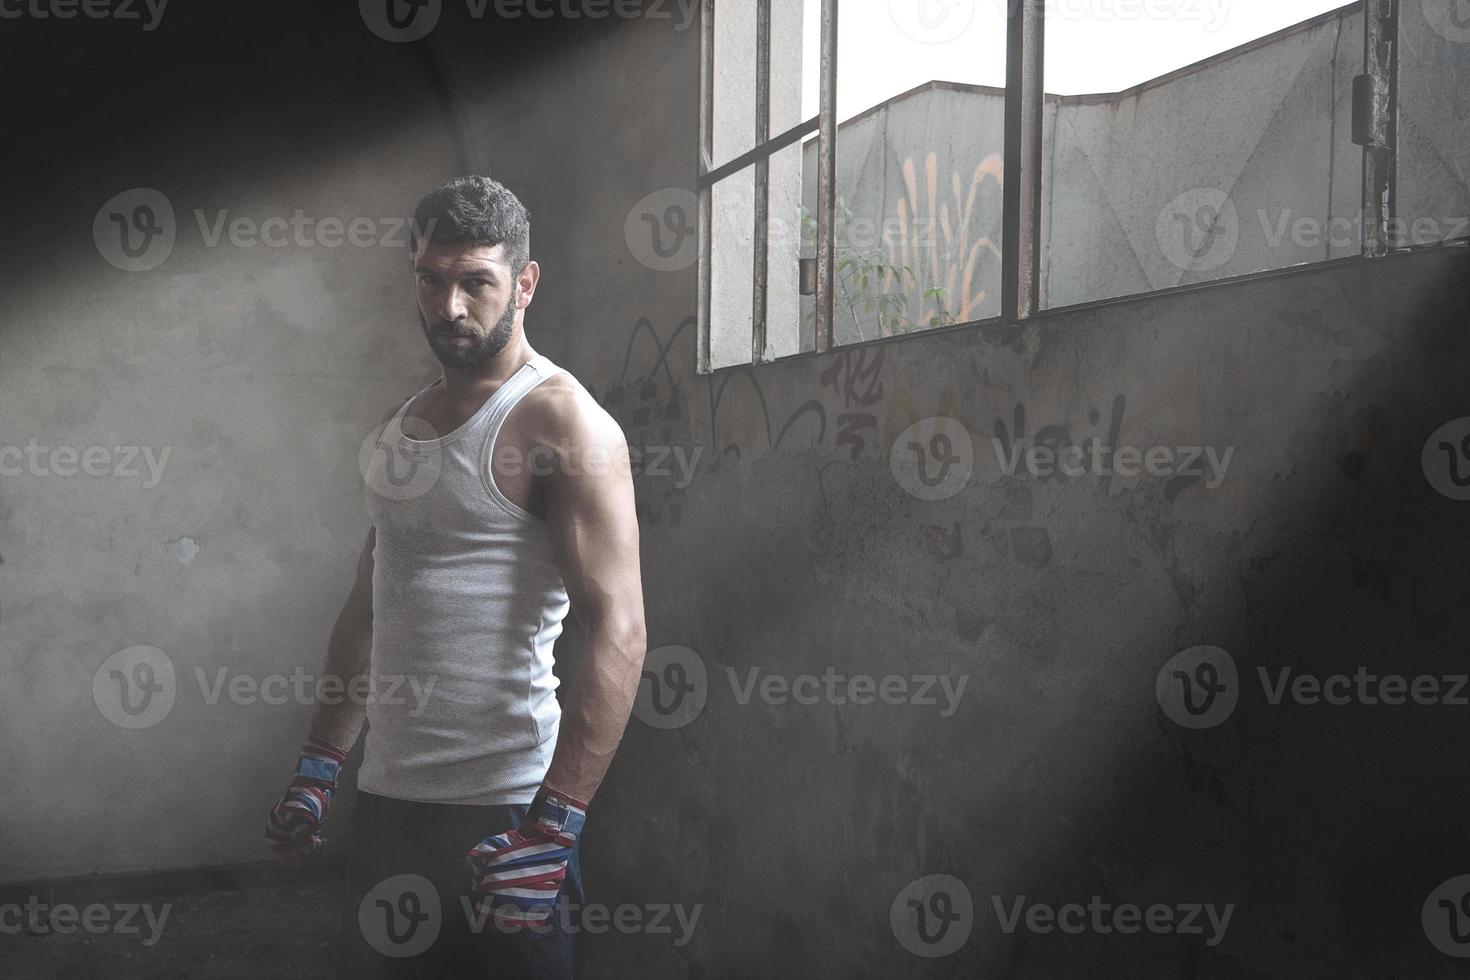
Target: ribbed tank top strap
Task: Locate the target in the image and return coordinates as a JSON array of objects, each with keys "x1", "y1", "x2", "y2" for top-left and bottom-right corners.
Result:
[
  {"x1": 473, "y1": 355, "x2": 569, "y2": 522},
  {"x1": 478, "y1": 355, "x2": 566, "y2": 435}
]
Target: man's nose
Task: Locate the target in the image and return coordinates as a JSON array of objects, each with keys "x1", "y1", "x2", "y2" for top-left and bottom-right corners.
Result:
[{"x1": 436, "y1": 286, "x2": 468, "y2": 323}]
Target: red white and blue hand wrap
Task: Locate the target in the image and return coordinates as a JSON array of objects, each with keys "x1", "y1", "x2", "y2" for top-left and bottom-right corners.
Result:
[
  {"x1": 265, "y1": 736, "x2": 348, "y2": 856},
  {"x1": 465, "y1": 786, "x2": 587, "y2": 927}
]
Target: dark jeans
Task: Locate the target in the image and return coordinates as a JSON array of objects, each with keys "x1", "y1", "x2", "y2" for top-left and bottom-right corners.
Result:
[{"x1": 336, "y1": 791, "x2": 583, "y2": 979}]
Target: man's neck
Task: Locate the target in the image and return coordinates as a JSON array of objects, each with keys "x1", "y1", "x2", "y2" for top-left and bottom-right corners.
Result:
[{"x1": 438, "y1": 338, "x2": 538, "y2": 401}]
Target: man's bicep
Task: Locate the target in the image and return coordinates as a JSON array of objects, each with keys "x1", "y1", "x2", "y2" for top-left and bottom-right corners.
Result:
[{"x1": 547, "y1": 417, "x2": 643, "y2": 630}]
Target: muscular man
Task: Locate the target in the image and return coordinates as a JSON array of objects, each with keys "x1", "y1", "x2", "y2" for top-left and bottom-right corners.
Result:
[{"x1": 265, "y1": 176, "x2": 647, "y2": 979}]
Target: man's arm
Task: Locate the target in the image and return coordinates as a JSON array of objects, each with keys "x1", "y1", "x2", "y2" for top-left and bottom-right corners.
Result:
[
  {"x1": 464, "y1": 383, "x2": 645, "y2": 924},
  {"x1": 539, "y1": 390, "x2": 648, "y2": 804},
  {"x1": 264, "y1": 525, "x2": 375, "y2": 856},
  {"x1": 305, "y1": 526, "x2": 376, "y2": 750}
]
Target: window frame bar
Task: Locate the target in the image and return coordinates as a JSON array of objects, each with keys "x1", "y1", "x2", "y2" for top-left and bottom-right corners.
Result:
[
  {"x1": 1361, "y1": 0, "x2": 1399, "y2": 256},
  {"x1": 1001, "y1": 0, "x2": 1044, "y2": 322},
  {"x1": 751, "y1": 0, "x2": 773, "y2": 363},
  {"x1": 813, "y1": 0, "x2": 837, "y2": 354},
  {"x1": 697, "y1": 0, "x2": 715, "y2": 374}
]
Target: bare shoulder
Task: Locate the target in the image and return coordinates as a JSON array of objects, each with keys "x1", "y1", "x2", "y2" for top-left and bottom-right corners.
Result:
[{"x1": 516, "y1": 371, "x2": 627, "y2": 454}]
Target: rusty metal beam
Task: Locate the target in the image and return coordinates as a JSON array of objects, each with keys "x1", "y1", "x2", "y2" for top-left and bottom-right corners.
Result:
[
  {"x1": 698, "y1": 116, "x2": 818, "y2": 188},
  {"x1": 752, "y1": 0, "x2": 772, "y2": 363},
  {"x1": 697, "y1": 0, "x2": 714, "y2": 373},
  {"x1": 1001, "y1": 0, "x2": 1044, "y2": 320},
  {"x1": 1359, "y1": 0, "x2": 1397, "y2": 257},
  {"x1": 814, "y1": 0, "x2": 837, "y2": 353}
]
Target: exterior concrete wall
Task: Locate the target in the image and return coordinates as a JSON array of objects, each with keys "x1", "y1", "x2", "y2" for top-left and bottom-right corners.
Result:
[
  {"x1": 1398, "y1": 0, "x2": 1470, "y2": 247},
  {"x1": 1043, "y1": 7, "x2": 1365, "y2": 304}
]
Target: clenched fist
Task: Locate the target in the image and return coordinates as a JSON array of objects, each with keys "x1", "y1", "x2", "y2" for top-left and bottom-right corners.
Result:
[
  {"x1": 266, "y1": 736, "x2": 350, "y2": 856},
  {"x1": 466, "y1": 786, "x2": 587, "y2": 927}
]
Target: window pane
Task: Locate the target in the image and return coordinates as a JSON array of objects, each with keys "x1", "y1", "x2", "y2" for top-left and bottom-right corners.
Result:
[
  {"x1": 712, "y1": 0, "x2": 812, "y2": 174},
  {"x1": 709, "y1": 167, "x2": 757, "y2": 370},
  {"x1": 711, "y1": 1, "x2": 759, "y2": 172},
  {"x1": 706, "y1": 0, "x2": 807, "y2": 367},
  {"x1": 1395, "y1": 0, "x2": 1470, "y2": 249},
  {"x1": 1042, "y1": 2, "x2": 1362, "y2": 309},
  {"x1": 805, "y1": 0, "x2": 1007, "y2": 346}
]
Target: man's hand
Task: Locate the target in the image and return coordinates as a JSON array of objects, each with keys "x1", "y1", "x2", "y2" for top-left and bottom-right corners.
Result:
[
  {"x1": 465, "y1": 786, "x2": 588, "y2": 928},
  {"x1": 265, "y1": 736, "x2": 350, "y2": 857}
]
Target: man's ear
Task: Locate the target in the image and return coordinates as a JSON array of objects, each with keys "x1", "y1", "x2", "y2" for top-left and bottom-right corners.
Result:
[{"x1": 517, "y1": 260, "x2": 541, "y2": 309}]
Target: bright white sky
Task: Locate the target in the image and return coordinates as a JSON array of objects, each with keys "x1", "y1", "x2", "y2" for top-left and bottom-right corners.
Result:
[{"x1": 802, "y1": 0, "x2": 1355, "y2": 120}]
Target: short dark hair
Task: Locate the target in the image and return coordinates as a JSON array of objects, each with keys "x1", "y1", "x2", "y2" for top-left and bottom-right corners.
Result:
[{"x1": 411, "y1": 176, "x2": 531, "y2": 272}]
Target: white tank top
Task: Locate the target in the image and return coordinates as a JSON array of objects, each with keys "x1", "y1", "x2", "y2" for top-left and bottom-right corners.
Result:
[{"x1": 358, "y1": 355, "x2": 572, "y2": 805}]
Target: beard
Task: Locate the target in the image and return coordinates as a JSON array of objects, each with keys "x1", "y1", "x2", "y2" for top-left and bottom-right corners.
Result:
[{"x1": 421, "y1": 288, "x2": 518, "y2": 370}]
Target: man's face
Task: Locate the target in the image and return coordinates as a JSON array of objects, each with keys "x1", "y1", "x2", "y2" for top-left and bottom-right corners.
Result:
[{"x1": 413, "y1": 240, "x2": 528, "y2": 370}]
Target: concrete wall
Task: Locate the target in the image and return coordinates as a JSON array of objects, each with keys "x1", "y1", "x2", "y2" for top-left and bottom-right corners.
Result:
[
  {"x1": 561, "y1": 9, "x2": 1470, "y2": 980},
  {"x1": 0, "y1": 5, "x2": 583, "y2": 882}
]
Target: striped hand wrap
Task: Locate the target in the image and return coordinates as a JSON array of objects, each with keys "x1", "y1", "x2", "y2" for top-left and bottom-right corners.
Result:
[
  {"x1": 265, "y1": 735, "x2": 349, "y2": 856},
  {"x1": 465, "y1": 786, "x2": 588, "y2": 928}
]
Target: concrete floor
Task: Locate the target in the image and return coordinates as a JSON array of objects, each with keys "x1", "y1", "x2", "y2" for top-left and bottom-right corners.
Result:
[
  {"x1": 0, "y1": 879, "x2": 670, "y2": 979},
  {"x1": 0, "y1": 884, "x2": 337, "y2": 980}
]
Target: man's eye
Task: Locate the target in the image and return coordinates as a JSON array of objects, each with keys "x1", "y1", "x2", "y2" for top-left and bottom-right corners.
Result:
[{"x1": 464, "y1": 279, "x2": 488, "y2": 289}]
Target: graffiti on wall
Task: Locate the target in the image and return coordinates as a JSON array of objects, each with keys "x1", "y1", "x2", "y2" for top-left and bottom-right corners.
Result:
[{"x1": 886, "y1": 152, "x2": 1004, "y2": 326}]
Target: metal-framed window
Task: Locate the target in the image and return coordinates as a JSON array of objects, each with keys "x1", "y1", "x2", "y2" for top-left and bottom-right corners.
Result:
[{"x1": 698, "y1": 0, "x2": 1462, "y2": 375}]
